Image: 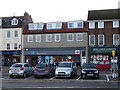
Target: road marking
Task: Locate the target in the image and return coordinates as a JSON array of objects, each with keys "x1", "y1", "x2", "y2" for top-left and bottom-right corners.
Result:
[
  {"x1": 24, "y1": 76, "x2": 34, "y2": 80},
  {"x1": 106, "y1": 74, "x2": 110, "y2": 81},
  {"x1": 49, "y1": 77, "x2": 55, "y2": 80},
  {"x1": 76, "y1": 76, "x2": 81, "y2": 80}
]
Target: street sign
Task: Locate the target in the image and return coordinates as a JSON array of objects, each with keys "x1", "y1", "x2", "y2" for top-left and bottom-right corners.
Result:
[{"x1": 75, "y1": 50, "x2": 80, "y2": 55}]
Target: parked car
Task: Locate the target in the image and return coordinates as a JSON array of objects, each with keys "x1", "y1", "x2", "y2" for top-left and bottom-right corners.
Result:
[
  {"x1": 81, "y1": 63, "x2": 99, "y2": 79},
  {"x1": 96, "y1": 60, "x2": 111, "y2": 70},
  {"x1": 55, "y1": 61, "x2": 77, "y2": 78},
  {"x1": 34, "y1": 63, "x2": 55, "y2": 78},
  {"x1": 9, "y1": 63, "x2": 34, "y2": 78}
]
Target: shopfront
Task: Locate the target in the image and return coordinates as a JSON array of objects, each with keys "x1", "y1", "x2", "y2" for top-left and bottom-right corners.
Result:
[
  {"x1": 24, "y1": 47, "x2": 87, "y2": 66},
  {"x1": 1, "y1": 51, "x2": 21, "y2": 66},
  {"x1": 89, "y1": 46, "x2": 119, "y2": 64}
]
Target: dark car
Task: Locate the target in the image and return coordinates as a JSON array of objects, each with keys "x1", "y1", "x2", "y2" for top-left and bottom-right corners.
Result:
[
  {"x1": 34, "y1": 63, "x2": 55, "y2": 78},
  {"x1": 81, "y1": 63, "x2": 99, "y2": 79}
]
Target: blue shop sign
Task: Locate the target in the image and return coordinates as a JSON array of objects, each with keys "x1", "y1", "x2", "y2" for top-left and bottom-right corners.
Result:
[{"x1": 0, "y1": 51, "x2": 19, "y2": 55}]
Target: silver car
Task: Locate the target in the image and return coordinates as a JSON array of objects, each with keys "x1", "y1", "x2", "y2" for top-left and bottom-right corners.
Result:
[
  {"x1": 9, "y1": 63, "x2": 34, "y2": 78},
  {"x1": 55, "y1": 61, "x2": 77, "y2": 78}
]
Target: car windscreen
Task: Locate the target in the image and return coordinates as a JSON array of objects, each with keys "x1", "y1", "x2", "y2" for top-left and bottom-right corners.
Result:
[
  {"x1": 12, "y1": 64, "x2": 22, "y2": 67},
  {"x1": 36, "y1": 64, "x2": 48, "y2": 69},
  {"x1": 58, "y1": 63, "x2": 71, "y2": 67},
  {"x1": 82, "y1": 63, "x2": 96, "y2": 69}
]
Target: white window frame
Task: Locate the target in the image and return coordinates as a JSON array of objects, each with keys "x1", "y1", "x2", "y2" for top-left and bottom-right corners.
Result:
[
  {"x1": 89, "y1": 21, "x2": 95, "y2": 29},
  {"x1": 6, "y1": 31, "x2": 10, "y2": 38},
  {"x1": 67, "y1": 33, "x2": 74, "y2": 41},
  {"x1": 76, "y1": 33, "x2": 83, "y2": 41},
  {"x1": 14, "y1": 31, "x2": 18, "y2": 37},
  {"x1": 54, "y1": 34, "x2": 61, "y2": 42},
  {"x1": 89, "y1": 35, "x2": 95, "y2": 46},
  {"x1": 46, "y1": 34, "x2": 52, "y2": 42},
  {"x1": 98, "y1": 34, "x2": 104, "y2": 46},
  {"x1": 113, "y1": 34, "x2": 120, "y2": 45},
  {"x1": 113, "y1": 20, "x2": 119, "y2": 28},
  {"x1": 68, "y1": 21, "x2": 84, "y2": 28},
  {"x1": 11, "y1": 18, "x2": 18, "y2": 25},
  {"x1": 98, "y1": 21, "x2": 104, "y2": 28},
  {"x1": 28, "y1": 23, "x2": 44, "y2": 30},
  {"x1": 47, "y1": 22, "x2": 62, "y2": 29},
  {"x1": 35, "y1": 35, "x2": 41, "y2": 42},
  {"x1": 28, "y1": 35, "x2": 33, "y2": 42}
]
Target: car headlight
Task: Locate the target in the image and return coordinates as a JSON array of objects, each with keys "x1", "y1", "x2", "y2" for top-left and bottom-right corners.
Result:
[
  {"x1": 94, "y1": 70, "x2": 99, "y2": 73},
  {"x1": 82, "y1": 70, "x2": 86, "y2": 73}
]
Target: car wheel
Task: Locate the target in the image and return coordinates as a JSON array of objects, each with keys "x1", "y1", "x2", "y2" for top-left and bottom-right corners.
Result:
[
  {"x1": 9, "y1": 75, "x2": 13, "y2": 78},
  {"x1": 23, "y1": 73, "x2": 26, "y2": 78},
  {"x1": 48, "y1": 73, "x2": 52, "y2": 78}
]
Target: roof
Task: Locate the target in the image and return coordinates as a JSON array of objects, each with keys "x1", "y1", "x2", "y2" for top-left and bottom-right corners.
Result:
[{"x1": 88, "y1": 9, "x2": 120, "y2": 20}]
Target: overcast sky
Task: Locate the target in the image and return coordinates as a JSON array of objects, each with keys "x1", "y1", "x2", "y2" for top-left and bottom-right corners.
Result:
[{"x1": 0, "y1": 0, "x2": 120, "y2": 22}]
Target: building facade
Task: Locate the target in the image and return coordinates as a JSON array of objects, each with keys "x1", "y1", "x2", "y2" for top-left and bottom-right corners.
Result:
[
  {"x1": 23, "y1": 21, "x2": 88, "y2": 66},
  {"x1": 88, "y1": 9, "x2": 120, "y2": 65},
  {"x1": 0, "y1": 12, "x2": 33, "y2": 66}
]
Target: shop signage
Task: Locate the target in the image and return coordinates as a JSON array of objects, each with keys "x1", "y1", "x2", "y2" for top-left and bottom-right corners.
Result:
[
  {"x1": 90, "y1": 46, "x2": 118, "y2": 54},
  {"x1": 75, "y1": 50, "x2": 80, "y2": 55}
]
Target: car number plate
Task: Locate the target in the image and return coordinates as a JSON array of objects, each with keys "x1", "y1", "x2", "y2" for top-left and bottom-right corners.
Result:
[
  {"x1": 87, "y1": 74, "x2": 93, "y2": 76},
  {"x1": 12, "y1": 73, "x2": 18, "y2": 75},
  {"x1": 37, "y1": 73, "x2": 44, "y2": 75},
  {"x1": 59, "y1": 73, "x2": 65, "y2": 75}
]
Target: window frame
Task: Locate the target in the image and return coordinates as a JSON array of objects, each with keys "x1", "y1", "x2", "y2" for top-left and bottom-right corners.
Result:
[
  {"x1": 89, "y1": 35, "x2": 95, "y2": 46},
  {"x1": 98, "y1": 21, "x2": 104, "y2": 28},
  {"x1": 47, "y1": 22, "x2": 62, "y2": 29},
  {"x1": 67, "y1": 33, "x2": 74, "y2": 41},
  {"x1": 11, "y1": 18, "x2": 18, "y2": 25},
  {"x1": 54, "y1": 34, "x2": 61, "y2": 42},
  {"x1": 14, "y1": 31, "x2": 18, "y2": 37},
  {"x1": 6, "y1": 31, "x2": 11, "y2": 38},
  {"x1": 98, "y1": 34, "x2": 104, "y2": 46},
  {"x1": 28, "y1": 23, "x2": 44, "y2": 30},
  {"x1": 7, "y1": 43, "x2": 10, "y2": 50},
  {"x1": 68, "y1": 21, "x2": 84, "y2": 29},
  {"x1": 46, "y1": 34, "x2": 52, "y2": 42},
  {"x1": 14, "y1": 43, "x2": 17, "y2": 50},
  {"x1": 113, "y1": 34, "x2": 120, "y2": 45},
  {"x1": 35, "y1": 35, "x2": 41, "y2": 42},
  {"x1": 89, "y1": 21, "x2": 95, "y2": 29},
  {"x1": 28, "y1": 35, "x2": 33, "y2": 42},
  {"x1": 113, "y1": 20, "x2": 119, "y2": 28},
  {"x1": 76, "y1": 33, "x2": 83, "y2": 41}
]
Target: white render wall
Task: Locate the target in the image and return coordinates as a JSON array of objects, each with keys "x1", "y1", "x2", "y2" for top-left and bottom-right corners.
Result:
[{"x1": 0, "y1": 28, "x2": 22, "y2": 51}]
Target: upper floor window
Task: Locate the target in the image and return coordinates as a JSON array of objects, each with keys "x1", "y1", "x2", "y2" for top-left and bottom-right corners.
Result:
[
  {"x1": 89, "y1": 21, "x2": 95, "y2": 29},
  {"x1": 54, "y1": 34, "x2": 61, "y2": 42},
  {"x1": 76, "y1": 33, "x2": 83, "y2": 41},
  {"x1": 67, "y1": 33, "x2": 74, "y2": 41},
  {"x1": 68, "y1": 21, "x2": 84, "y2": 28},
  {"x1": 89, "y1": 35, "x2": 95, "y2": 46},
  {"x1": 98, "y1": 21, "x2": 104, "y2": 28},
  {"x1": 113, "y1": 20, "x2": 119, "y2": 28},
  {"x1": 113, "y1": 34, "x2": 119, "y2": 45},
  {"x1": 46, "y1": 34, "x2": 52, "y2": 42},
  {"x1": 14, "y1": 31, "x2": 18, "y2": 37},
  {"x1": 11, "y1": 18, "x2": 18, "y2": 25},
  {"x1": 7, "y1": 43, "x2": 10, "y2": 50},
  {"x1": 28, "y1": 23, "x2": 44, "y2": 30},
  {"x1": 47, "y1": 22, "x2": 62, "y2": 29},
  {"x1": 28, "y1": 35, "x2": 33, "y2": 42},
  {"x1": 35, "y1": 35, "x2": 41, "y2": 42},
  {"x1": 14, "y1": 43, "x2": 17, "y2": 50},
  {"x1": 7, "y1": 31, "x2": 10, "y2": 38},
  {"x1": 98, "y1": 34, "x2": 104, "y2": 46}
]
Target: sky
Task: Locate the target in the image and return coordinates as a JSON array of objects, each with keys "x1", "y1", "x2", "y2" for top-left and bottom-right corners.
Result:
[{"x1": 0, "y1": 0, "x2": 120, "y2": 22}]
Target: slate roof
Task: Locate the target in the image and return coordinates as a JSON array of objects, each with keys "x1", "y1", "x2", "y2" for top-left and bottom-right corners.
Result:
[{"x1": 88, "y1": 9, "x2": 120, "y2": 20}]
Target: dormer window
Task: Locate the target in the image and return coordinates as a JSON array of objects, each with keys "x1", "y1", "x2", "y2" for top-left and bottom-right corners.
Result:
[
  {"x1": 11, "y1": 18, "x2": 18, "y2": 25},
  {"x1": 68, "y1": 21, "x2": 84, "y2": 29},
  {"x1": 47, "y1": 22, "x2": 62, "y2": 29}
]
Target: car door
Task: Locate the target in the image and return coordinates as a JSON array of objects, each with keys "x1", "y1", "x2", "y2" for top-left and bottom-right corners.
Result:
[{"x1": 28, "y1": 64, "x2": 33, "y2": 75}]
